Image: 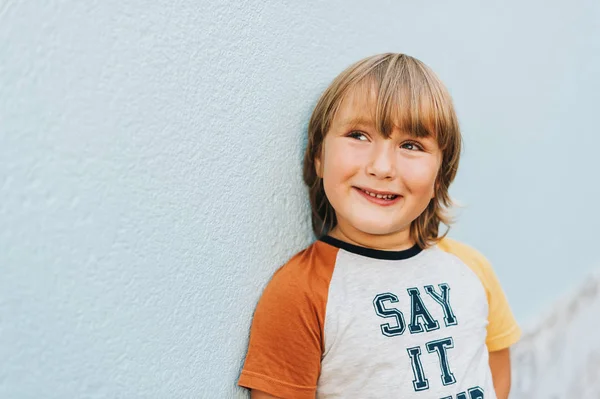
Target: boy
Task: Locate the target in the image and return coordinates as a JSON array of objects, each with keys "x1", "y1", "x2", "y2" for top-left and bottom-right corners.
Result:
[{"x1": 238, "y1": 53, "x2": 520, "y2": 399}]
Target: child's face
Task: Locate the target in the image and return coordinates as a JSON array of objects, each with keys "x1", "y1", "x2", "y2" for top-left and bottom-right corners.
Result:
[{"x1": 315, "y1": 87, "x2": 442, "y2": 248}]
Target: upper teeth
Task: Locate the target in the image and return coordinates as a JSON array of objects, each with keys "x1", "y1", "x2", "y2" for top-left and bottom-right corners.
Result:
[{"x1": 364, "y1": 190, "x2": 396, "y2": 199}]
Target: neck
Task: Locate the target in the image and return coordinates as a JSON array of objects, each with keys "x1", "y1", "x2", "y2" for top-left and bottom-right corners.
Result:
[{"x1": 329, "y1": 223, "x2": 416, "y2": 251}]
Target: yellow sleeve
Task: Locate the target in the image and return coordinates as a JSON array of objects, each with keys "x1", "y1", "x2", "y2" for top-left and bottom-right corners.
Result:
[{"x1": 438, "y1": 238, "x2": 521, "y2": 352}]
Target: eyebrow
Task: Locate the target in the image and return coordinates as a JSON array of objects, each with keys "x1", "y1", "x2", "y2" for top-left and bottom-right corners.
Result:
[
  {"x1": 339, "y1": 116, "x2": 432, "y2": 140},
  {"x1": 340, "y1": 117, "x2": 375, "y2": 128}
]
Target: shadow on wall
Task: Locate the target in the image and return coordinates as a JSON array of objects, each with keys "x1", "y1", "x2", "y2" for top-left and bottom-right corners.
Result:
[{"x1": 510, "y1": 270, "x2": 600, "y2": 398}]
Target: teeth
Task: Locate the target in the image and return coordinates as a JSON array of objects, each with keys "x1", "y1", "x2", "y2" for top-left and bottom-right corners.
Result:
[{"x1": 364, "y1": 190, "x2": 396, "y2": 200}]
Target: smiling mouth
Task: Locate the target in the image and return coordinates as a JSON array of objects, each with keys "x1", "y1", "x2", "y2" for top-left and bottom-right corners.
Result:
[{"x1": 355, "y1": 187, "x2": 399, "y2": 201}]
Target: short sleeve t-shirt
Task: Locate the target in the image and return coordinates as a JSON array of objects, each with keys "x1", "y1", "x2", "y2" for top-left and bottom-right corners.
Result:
[{"x1": 238, "y1": 236, "x2": 521, "y2": 399}]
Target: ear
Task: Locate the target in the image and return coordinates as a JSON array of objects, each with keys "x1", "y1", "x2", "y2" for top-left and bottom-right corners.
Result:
[
  {"x1": 314, "y1": 146, "x2": 324, "y2": 178},
  {"x1": 315, "y1": 157, "x2": 323, "y2": 178},
  {"x1": 432, "y1": 179, "x2": 440, "y2": 199}
]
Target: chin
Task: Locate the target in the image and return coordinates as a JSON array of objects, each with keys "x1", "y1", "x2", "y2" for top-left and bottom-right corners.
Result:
[{"x1": 350, "y1": 217, "x2": 401, "y2": 236}]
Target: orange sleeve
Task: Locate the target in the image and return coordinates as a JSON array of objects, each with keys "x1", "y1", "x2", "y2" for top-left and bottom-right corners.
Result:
[
  {"x1": 438, "y1": 238, "x2": 521, "y2": 352},
  {"x1": 238, "y1": 242, "x2": 338, "y2": 399}
]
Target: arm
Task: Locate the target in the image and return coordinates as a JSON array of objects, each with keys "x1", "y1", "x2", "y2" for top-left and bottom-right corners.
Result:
[
  {"x1": 489, "y1": 347, "x2": 511, "y2": 399},
  {"x1": 251, "y1": 390, "x2": 281, "y2": 399},
  {"x1": 437, "y1": 240, "x2": 519, "y2": 399},
  {"x1": 238, "y1": 247, "x2": 333, "y2": 399}
]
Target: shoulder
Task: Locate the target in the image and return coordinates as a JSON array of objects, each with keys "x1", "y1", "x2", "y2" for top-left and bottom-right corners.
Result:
[
  {"x1": 262, "y1": 240, "x2": 339, "y2": 304},
  {"x1": 437, "y1": 237, "x2": 490, "y2": 267},
  {"x1": 436, "y1": 237, "x2": 496, "y2": 294},
  {"x1": 249, "y1": 240, "x2": 340, "y2": 340},
  {"x1": 240, "y1": 241, "x2": 339, "y2": 395},
  {"x1": 437, "y1": 237, "x2": 493, "y2": 274},
  {"x1": 437, "y1": 238, "x2": 521, "y2": 350}
]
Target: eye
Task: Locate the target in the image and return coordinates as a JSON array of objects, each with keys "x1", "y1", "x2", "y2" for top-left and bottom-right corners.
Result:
[
  {"x1": 347, "y1": 131, "x2": 369, "y2": 141},
  {"x1": 400, "y1": 141, "x2": 423, "y2": 151}
]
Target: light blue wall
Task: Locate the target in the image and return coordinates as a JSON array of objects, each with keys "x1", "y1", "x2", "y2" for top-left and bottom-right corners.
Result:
[{"x1": 1, "y1": 1, "x2": 598, "y2": 397}]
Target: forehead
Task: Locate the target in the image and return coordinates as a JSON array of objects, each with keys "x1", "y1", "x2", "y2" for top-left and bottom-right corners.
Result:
[
  {"x1": 329, "y1": 78, "x2": 443, "y2": 142},
  {"x1": 332, "y1": 84, "x2": 379, "y2": 129}
]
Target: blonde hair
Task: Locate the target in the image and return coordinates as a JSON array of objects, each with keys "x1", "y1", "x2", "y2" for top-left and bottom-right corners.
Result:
[{"x1": 302, "y1": 53, "x2": 462, "y2": 249}]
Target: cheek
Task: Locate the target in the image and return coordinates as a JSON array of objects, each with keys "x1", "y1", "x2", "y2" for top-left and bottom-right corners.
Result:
[
  {"x1": 322, "y1": 143, "x2": 362, "y2": 184},
  {"x1": 401, "y1": 159, "x2": 439, "y2": 194}
]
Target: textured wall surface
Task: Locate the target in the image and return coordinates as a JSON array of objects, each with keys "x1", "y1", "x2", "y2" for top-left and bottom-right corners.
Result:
[
  {"x1": 511, "y1": 271, "x2": 600, "y2": 398},
  {"x1": 1, "y1": 1, "x2": 599, "y2": 398}
]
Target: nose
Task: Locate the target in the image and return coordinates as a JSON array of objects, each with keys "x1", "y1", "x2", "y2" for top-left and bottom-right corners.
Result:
[{"x1": 366, "y1": 141, "x2": 396, "y2": 180}]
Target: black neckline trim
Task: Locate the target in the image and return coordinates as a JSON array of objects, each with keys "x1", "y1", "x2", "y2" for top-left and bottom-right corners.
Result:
[{"x1": 319, "y1": 235, "x2": 422, "y2": 260}]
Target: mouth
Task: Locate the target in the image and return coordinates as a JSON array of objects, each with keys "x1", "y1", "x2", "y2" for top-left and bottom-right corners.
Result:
[{"x1": 354, "y1": 187, "x2": 402, "y2": 205}]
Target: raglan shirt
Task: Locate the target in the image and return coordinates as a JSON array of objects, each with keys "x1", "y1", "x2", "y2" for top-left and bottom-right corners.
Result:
[{"x1": 238, "y1": 236, "x2": 521, "y2": 399}]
